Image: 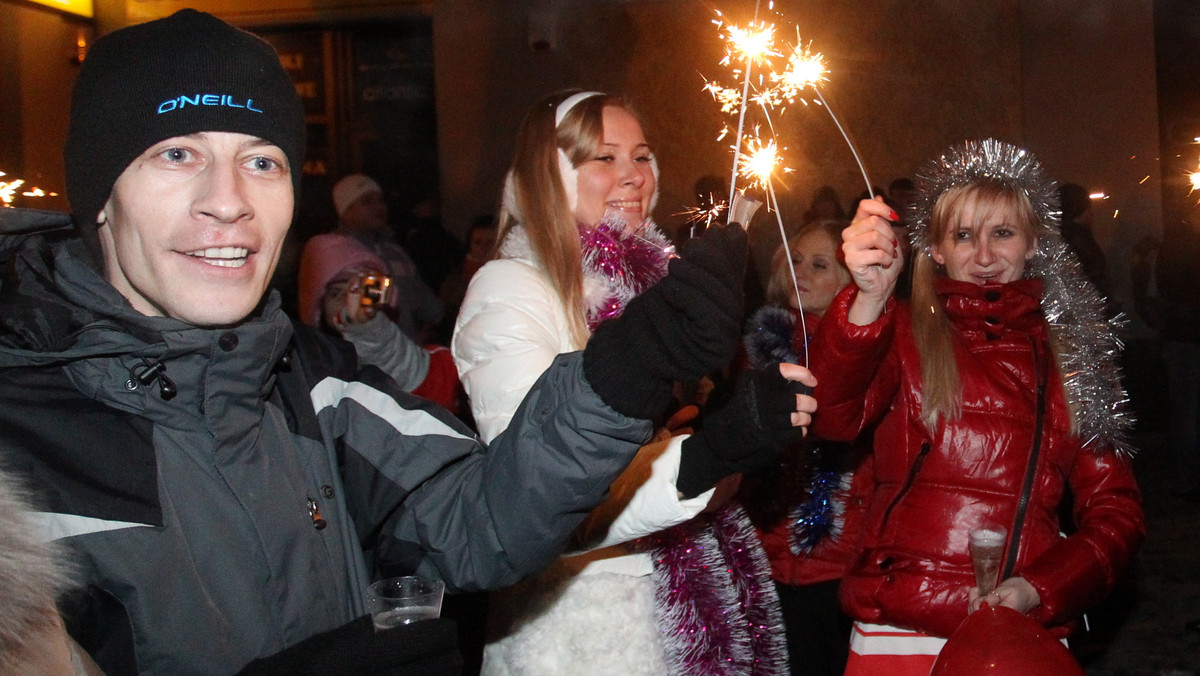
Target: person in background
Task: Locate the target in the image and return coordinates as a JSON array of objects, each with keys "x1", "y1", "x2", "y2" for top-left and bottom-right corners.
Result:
[
  {"x1": 803, "y1": 185, "x2": 848, "y2": 227},
  {"x1": 437, "y1": 214, "x2": 498, "y2": 345},
  {"x1": 887, "y1": 177, "x2": 917, "y2": 216},
  {"x1": 401, "y1": 194, "x2": 464, "y2": 296},
  {"x1": 330, "y1": 173, "x2": 444, "y2": 341},
  {"x1": 812, "y1": 139, "x2": 1143, "y2": 674},
  {"x1": 1058, "y1": 182, "x2": 1109, "y2": 300},
  {"x1": 741, "y1": 220, "x2": 872, "y2": 675},
  {"x1": 1134, "y1": 222, "x2": 1200, "y2": 502},
  {"x1": 0, "y1": 13, "x2": 765, "y2": 674},
  {"x1": 297, "y1": 232, "x2": 463, "y2": 415},
  {"x1": 453, "y1": 89, "x2": 816, "y2": 675},
  {"x1": 887, "y1": 177, "x2": 918, "y2": 299}
]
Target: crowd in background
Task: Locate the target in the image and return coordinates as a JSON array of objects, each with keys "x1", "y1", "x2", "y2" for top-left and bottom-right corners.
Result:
[{"x1": 3, "y1": 8, "x2": 1192, "y2": 675}]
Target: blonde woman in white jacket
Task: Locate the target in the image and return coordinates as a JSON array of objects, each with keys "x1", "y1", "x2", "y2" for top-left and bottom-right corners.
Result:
[{"x1": 453, "y1": 90, "x2": 816, "y2": 675}]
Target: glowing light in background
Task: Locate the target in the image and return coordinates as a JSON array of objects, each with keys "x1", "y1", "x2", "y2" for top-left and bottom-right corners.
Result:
[{"x1": 0, "y1": 170, "x2": 59, "y2": 207}]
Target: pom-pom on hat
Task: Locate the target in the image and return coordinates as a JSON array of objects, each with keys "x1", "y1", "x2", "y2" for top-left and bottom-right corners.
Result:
[
  {"x1": 64, "y1": 9, "x2": 306, "y2": 226},
  {"x1": 332, "y1": 174, "x2": 383, "y2": 218}
]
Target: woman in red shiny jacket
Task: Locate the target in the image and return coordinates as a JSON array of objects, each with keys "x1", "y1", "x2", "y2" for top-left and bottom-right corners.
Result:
[{"x1": 809, "y1": 139, "x2": 1145, "y2": 675}]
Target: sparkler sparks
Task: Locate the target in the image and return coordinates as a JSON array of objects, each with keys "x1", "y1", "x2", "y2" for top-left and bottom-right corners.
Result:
[
  {"x1": 701, "y1": 3, "x2": 877, "y2": 365},
  {"x1": 718, "y1": 21, "x2": 779, "y2": 69},
  {"x1": 676, "y1": 201, "x2": 728, "y2": 239},
  {"x1": 737, "y1": 137, "x2": 788, "y2": 190},
  {"x1": 773, "y1": 40, "x2": 828, "y2": 103},
  {"x1": 0, "y1": 170, "x2": 58, "y2": 207}
]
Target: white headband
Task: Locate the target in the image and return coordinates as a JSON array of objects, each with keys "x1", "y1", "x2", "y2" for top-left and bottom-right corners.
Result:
[
  {"x1": 555, "y1": 91, "x2": 604, "y2": 127},
  {"x1": 554, "y1": 92, "x2": 602, "y2": 213}
]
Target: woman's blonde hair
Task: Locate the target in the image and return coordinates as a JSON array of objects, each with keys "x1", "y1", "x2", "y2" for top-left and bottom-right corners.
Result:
[
  {"x1": 497, "y1": 90, "x2": 636, "y2": 347},
  {"x1": 910, "y1": 181, "x2": 1052, "y2": 427},
  {"x1": 765, "y1": 220, "x2": 850, "y2": 310}
]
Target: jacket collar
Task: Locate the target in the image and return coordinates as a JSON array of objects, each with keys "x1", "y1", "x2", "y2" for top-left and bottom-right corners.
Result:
[
  {"x1": 1, "y1": 235, "x2": 293, "y2": 417},
  {"x1": 936, "y1": 277, "x2": 1044, "y2": 340}
]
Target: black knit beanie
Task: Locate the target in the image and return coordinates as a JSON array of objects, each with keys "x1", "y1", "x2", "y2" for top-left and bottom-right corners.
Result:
[{"x1": 64, "y1": 9, "x2": 306, "y2": 225}]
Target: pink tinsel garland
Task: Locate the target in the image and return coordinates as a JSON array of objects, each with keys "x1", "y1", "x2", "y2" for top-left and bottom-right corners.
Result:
[{"x1": 582, "y1": 217, "x2": 786, "y2": 674}]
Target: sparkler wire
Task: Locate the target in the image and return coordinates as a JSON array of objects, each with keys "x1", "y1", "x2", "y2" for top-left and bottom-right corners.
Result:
[
  {"x1": 814, "y1": 88, "x2": 874, "y2": 198},
  {"x1": 766, "y1": 177, "x2": 809, "y2": 367},
  {"x1": 725, "y1": 0, "x2": 763, "y2": 211},
  {"x1": 727, "y1": 56, "x2": 756, "y2": 211}
]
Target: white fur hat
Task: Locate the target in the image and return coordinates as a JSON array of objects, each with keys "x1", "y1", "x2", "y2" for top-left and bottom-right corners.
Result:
[{"x1": 332, "y1": 174, "x2": 383, "y2": 217}]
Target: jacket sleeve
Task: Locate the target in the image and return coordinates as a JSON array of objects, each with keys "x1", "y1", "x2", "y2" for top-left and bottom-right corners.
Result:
[
  {"x1": 338, "y1": 313, "x2": 430, "y2": 391},
  {"x1": 1020, "y1": 447, "x2": 1145, "y2": 626},
  {"x1": 810, "y1": 284, "x2": 900, "y2": 442},
  {"x1": 318, "y1": 352, "x2": 652, "y2": 593},
  {"x1": 452, "y1": 259, "x2": 564, "y2": 444},
  {"x1": 452, "y1": 258, "x2": 714, "y2": 551}
]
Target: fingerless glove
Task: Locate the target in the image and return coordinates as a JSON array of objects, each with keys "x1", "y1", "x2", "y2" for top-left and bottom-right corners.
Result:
[{"x1": 676, "y1": 366, "x2": 808, "y2": 498}]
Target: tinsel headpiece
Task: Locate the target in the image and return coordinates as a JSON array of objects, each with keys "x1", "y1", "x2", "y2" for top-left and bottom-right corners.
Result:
[{"x1": 911, "y1": 138, "x2": 1135, "y2": 456}]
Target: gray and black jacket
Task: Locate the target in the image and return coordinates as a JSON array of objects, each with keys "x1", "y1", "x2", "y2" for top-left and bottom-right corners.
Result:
[{"x1": 0, "y1": 232, "x2": 650, "y2": 675}]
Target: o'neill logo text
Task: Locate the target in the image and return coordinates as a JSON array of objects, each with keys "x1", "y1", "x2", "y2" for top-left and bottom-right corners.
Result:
[{"x1": 157, "y1": 94, "x2": 263, "y2": 114}]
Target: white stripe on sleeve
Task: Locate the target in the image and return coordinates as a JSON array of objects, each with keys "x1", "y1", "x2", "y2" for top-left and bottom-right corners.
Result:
[{"x1": 310, "y1": 376, "x2": 473, "y2": 441}]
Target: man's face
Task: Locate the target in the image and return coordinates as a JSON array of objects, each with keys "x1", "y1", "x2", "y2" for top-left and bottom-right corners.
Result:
[{"x1": 97, "y1": 132, "x2": 294, "y2": 326}]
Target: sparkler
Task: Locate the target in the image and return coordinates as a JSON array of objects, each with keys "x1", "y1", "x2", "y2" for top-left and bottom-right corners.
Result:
[
  {"x1": 716, "y1": 11, "x2": 778, "y2": 211},
  {"x1": 704, "y1": 7, "x2": 878, "y2": 366},
  {"x1": 676, "y1": 200, "x2": 727, "y2": 239},
  {"x1": 0, "y1": 170, "x2": 58, "y2": 207},
  {"x1": 736, "y1": 136, "x2": 810, "y2": 365}
]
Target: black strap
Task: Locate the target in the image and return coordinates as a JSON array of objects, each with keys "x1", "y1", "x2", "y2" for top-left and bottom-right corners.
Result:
[{"x1": 1002, "y1": 338, "x2": 1050, "y2": 580}]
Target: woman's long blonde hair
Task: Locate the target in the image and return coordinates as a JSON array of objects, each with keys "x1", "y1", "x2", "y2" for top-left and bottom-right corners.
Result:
[
  {"x1": 764, "y1": 220, "x2": 850, "y2": 311},
  {"x1": 911, "y1": 181, "x2": 1065, "y2": 428},
  {"x1": 496, "y1": 90, "x2": 634, "y2": 347}
]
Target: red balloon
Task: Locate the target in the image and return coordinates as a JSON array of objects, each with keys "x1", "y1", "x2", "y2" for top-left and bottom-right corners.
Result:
[{"x1": 930, "y1": 605, "x2": 1084, "y2": 676}]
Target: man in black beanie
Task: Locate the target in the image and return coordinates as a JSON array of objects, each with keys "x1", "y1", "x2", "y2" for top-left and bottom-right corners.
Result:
[{"x1": 0, "y1": 8, "x2": 816, "y2": 675}]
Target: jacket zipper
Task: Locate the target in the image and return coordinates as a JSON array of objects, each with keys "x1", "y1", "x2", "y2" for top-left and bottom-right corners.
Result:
[{"x1": 881, "y1": 441, "x2": 932, "y2": 529}]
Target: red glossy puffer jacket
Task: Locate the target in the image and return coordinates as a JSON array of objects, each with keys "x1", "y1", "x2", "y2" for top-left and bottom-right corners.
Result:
[{"x1": 811, "y1": 278, "x2": 1144, "y2": 639}]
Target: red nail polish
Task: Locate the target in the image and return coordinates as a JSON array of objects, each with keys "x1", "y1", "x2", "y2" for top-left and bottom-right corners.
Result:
[{"x1": 889, "y1": 210, "x2": 900, "y2": 221}]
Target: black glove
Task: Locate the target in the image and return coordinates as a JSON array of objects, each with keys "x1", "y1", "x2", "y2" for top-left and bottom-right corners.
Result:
[
  {"x1": 583, "y1": 223, "x2": 748, "y2": 419},
  {"x1": 236, "y1": 615, "x2": 462, "y2": 676},
  {"x1": 676, "y1": 366, "x2": 808, "y2": 498}
]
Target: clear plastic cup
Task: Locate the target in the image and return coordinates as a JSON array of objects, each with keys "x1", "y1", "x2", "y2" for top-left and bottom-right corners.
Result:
[{"x1": 365, "y1": 576, "x2": 445, "y2": 631}]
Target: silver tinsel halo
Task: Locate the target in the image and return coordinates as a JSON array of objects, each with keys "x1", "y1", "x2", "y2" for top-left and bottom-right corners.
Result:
[{"x1": 910, "y1": 138, "x2": 1135, "y2": 457}]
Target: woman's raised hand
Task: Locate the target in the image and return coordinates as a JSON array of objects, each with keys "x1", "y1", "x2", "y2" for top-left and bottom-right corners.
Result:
[{"x1": 843, "y1": 196, "x2": 903, "y2": 325}]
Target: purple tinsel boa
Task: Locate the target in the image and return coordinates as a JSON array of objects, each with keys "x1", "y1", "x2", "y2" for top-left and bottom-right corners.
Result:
[
  {"x1": 579, "y1": 215, "x2": 674, "y2": 331},
  {"x1": 649, "y1": 505, "x2": 788, "y2": 675}
]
